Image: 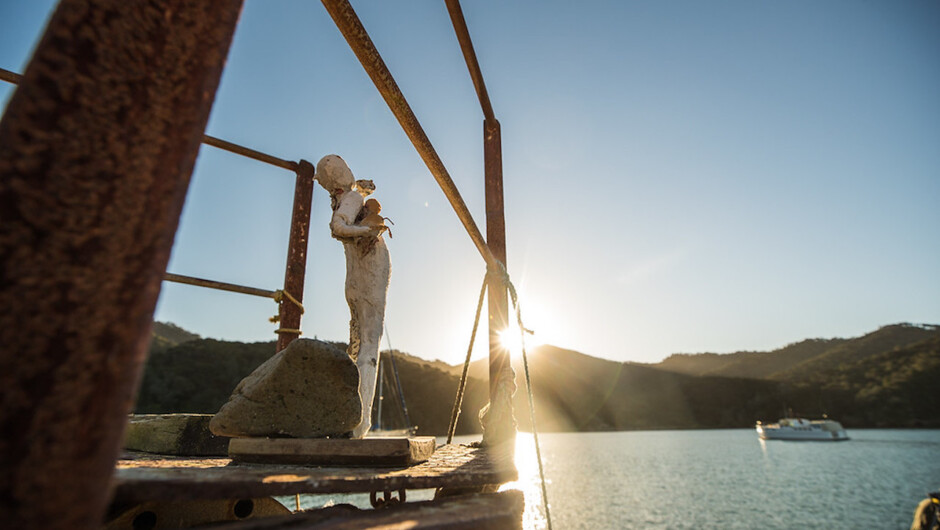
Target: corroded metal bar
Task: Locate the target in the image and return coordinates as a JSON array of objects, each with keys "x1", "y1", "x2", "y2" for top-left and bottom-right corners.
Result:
[
  {"x1": 164, "y1": 273, "x2": 277, "y2": 299},
  {"x1": 0, "y1": 1, "x2": 243, "y2": 528},
  {"x1": 320, "y1": 0, "x2": 500, "y2": 273},
  {"x1": 444, "y1": 0, "x2": 496, "y2": 122},
  {"x1": 483, "y1": 118, "x2": 516, "y2": 446},
  {"x1": 0, "y1": 66, "x2": 23, "y2": 84},
  {"x1": 2, "y1": 68, "x2": 298, "y2": 174},
  {"x1": 202, "y1": 134, "x2": 299, "y2": 173},
  {"x1": 276, "y1": 160, "x2": 316, "y2": 352}
]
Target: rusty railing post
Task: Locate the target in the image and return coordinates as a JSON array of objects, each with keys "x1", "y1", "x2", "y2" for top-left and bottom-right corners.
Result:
[
  {"x1": 276, "y1": 159, "x2": 316, "y2": 352},
  {"x1": 482, "y1": 117, "x2": 517, "y2": 447},
  {"x1": 0, "y1": 1, "x2": 242, "y2": 528}
]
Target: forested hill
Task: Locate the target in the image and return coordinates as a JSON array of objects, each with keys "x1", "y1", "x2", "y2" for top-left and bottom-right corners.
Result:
[
  {"x1": 134, "y1": 322, "x2": 940, "y2": 434},
  {"x1": 655, "y1": 324, "x2": 940, "y2": 381}
]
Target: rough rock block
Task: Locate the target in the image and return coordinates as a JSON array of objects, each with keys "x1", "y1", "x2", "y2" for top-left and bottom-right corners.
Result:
[
  {"x1": 209, "y1": 339, "x2": 361, "y2": 438},
  {"x1": 124, "y1": 414, "x2": 229, "y2": 456}
]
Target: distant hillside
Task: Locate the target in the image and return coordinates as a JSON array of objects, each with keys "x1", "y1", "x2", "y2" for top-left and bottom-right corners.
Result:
[
  {"x1": 655, "y1": 324, "x2": 939, "y2": 381},
  {"x1": 657, "y1": 338, "x2": 844, "y2": 379},
  {"x1": 149, "y1": 321, "x2": 201, "y2": 353},
  {"x1": 135, "y1": 328, "x2": 486, "y2": 436},
  {"x1": 492, "y1": 346, "x2": 787, "y2": 432},
  {"x1": 136, "y1": 322, "x2": 940, "y2": 433}
]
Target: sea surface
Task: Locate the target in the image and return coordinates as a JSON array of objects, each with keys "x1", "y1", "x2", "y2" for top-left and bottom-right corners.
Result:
[{"x1": 287, "y1": 429, "x2": 940, "y2": 529}]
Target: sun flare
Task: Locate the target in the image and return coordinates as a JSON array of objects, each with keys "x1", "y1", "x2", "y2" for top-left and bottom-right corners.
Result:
[{"x1": 497, "y1": 320, "x2": 541, "y2": 359}]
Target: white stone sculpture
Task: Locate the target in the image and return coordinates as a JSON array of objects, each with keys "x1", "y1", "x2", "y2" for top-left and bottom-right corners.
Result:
[{"x1": 315, "y1": 155, "x2": 391, "y2": 438}]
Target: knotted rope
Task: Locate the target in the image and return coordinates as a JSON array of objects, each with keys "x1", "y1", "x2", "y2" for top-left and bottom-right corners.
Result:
[
  {"x1": 270, "y1": 289, "x2": 305, "y2": 335},
  {"x1": 446, "y1": 263, "x2": 553, "y2": 530}
]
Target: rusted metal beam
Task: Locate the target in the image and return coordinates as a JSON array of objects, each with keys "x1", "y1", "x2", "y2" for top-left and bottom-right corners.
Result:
[
  {"x1": 276, "y1": 160, "x2": 316, "y2": 351},
  {"x1": 320, "y1": 0, "x2": 501, "y2": 274},
  {"x1": 164, "y1": 273, "x2": 277, "y2": 299},
  {"x1": 444, "y1": 0, "x2": 496, "y2": 122},
  {"x1": 482, "y1": 117, "x2": 516, "y2": 446},
  {"x1": 202, "y1": 134, "x2": 299, "y2": 173},
  {"x1": 0, "y1": 1, "x2": 243, "y2": 528},
  {"x1": 0, "y1": 66, "x2": 23, "y2": 84},
  {"x1": 2, "y1": 67, "x2": 298, "y2": 174}
]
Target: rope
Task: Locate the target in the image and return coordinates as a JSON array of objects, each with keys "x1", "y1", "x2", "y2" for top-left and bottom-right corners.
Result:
[
  {"x1": 270, "y1": 289, "x2": 305, "y2": 335},
  {"x1": 446, "y1": 275, "x2": 489, "y2": 444},
  {"x1": 445, "y1": 265, "x2": 553, "y2": 529},
  {"x1": 498, "y1": 264, "x2": 554, "y2": 530},
  {"x1": 274, "y1": 289, "x2": 305, "y2": 314}
]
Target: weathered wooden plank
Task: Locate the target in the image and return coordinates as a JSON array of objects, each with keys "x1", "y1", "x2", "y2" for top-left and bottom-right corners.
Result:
[
  {"x1": 112, "y1": 443, "x2": 516, "y2": 504},
  {"x1": 228, "y1": 437, "x2": 435, "y2": 466},
  {"x1": 206, "y1": 490, "x2": 524, "y2": 529}
]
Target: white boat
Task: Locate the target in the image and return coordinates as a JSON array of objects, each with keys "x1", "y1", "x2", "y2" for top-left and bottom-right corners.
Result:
[{"x1": 756, "y1": 417, "x2": 849, "y2": 441}]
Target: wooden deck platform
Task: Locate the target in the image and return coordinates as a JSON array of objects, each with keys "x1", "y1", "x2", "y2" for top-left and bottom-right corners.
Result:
[{"x1": 112, "y1": 443, "x2": 516, "y2": 505}]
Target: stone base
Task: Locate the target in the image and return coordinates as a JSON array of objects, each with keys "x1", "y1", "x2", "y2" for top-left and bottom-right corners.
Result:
[{"x1": 125, "y1": 414, "x2": 229, "y2": 456}]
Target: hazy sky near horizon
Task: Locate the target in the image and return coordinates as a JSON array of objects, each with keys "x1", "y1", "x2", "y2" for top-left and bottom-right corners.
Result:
[{"x1": 2, "y1": 1, "x2": 938, "y2": 365}]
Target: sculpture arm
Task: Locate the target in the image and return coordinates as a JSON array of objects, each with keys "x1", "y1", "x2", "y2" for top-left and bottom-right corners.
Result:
[{"x1": 330, "y1": 212, "x2": 375, "y2": 238}]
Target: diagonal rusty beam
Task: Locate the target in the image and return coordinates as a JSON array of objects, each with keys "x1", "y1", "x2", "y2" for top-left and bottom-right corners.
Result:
[
  {"x1": 0, "y1": 1, "x2": 243, "y2": 528},
  {"x1": 320, "y1": 0, "x2": 500, "y2": 274},
  {"x1": 444, "y1": 0, "x2": 496, "y2": 122}
]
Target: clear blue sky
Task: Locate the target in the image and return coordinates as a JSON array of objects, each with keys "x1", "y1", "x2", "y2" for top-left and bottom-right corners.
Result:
[{"x1": 2, "y1": 1, "x2": 938, "y2": 365}]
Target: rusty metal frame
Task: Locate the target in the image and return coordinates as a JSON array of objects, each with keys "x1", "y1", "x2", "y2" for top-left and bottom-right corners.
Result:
[
  {"x1": 0, "y1": 2, "x2": 244, "y2": 527},
  {"x1": 2, "y1": 66, "x2": 314, "y2": 349},
  {"x1": 319, "y1": 0, "x2": 516, "y2": 444},
  {"x1": 1, "y1": 1, "x2": 517, "y2": 526}
]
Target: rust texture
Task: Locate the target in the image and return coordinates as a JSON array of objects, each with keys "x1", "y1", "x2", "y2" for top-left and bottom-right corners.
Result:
[
  {"x1": 483, "y1": 118, "x2": 516, "y2": 446},
  {"x1": 164, "y1": 273, "x2": 277, "y2": 299},
  {"x1": 0, "y1": 66, "x2": 23, "y2": 84},
  {"x1": 276, "y1": 160, "x2": 316, "y2": 352},
  {"x1": 0, "y1": 1, "x2": 243, "y2": 528},
  {"x1": 320, "y1": 0, "x2": 500, "y2": 273},
  {"x1": 445, "y1": 0, "x2": 496, "y2": 122},
  {"x1": 3, "y1": 70, "x2": 299, "y2": 174},
  {"x1": 202, "y1": 134, "x2": 299, "y2": 173}
]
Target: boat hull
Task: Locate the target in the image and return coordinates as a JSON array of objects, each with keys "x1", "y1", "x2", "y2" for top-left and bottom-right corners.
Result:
[{"x1": 756, "y1": 418, "x2": 849, "y2": 441}]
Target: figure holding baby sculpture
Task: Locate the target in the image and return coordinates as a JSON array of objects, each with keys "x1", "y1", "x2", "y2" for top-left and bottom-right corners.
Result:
[
  {"x1": 316, "y1": 155, "x2": 391, "y2": 438},
  {"x1": 209, "y1": 155, "x2": 392, "y2": 441}
]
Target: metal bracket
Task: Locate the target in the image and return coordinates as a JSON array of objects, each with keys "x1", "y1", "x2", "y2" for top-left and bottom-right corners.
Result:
[{"x1": 370, "y1": 489, "x2": 406, "y2": 509}]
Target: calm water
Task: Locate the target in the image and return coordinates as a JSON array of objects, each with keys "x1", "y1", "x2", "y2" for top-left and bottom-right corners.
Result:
[{"x1": 287, "y1": 429, "x2": 940, "y2": 529}]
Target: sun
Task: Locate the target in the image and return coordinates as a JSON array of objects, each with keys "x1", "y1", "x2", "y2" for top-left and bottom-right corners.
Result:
[{"x1": 497, "y1": 319, "x2": 541, "y2": 359}]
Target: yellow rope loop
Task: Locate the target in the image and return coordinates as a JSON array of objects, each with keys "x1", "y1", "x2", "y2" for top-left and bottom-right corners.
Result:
[
  {"x1": 273, "y1": 289, "x2": 305, "y2": 314},
  {"x1": 274, "y1": 328, "x2": 302, "y2": 335}
]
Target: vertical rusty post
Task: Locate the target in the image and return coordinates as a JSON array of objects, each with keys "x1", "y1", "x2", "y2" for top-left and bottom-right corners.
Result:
[
  {"x1": 482, "y1": 117, "x2": 516, "y2": 446},
  {"x1": 276, "y1": 160, "x2": 315, "y2": 352},
  {"x1": 0, "y1": 1, "x2": 242, "y2": 528}
]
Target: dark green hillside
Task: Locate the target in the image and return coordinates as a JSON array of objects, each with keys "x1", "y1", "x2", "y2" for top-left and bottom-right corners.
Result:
[
  {"x1": 658, "y1": 338, "x2": 843, "y2": 379},
  {"x1": 774, "y1": 324, "x2": 940, "y2": 382},
  {"x1": 134, "y1": 328, "x2": 487, "y2": 436},
  {"x1": 135, "y1": 322, "x2": 940, "y2": 433},
  {"x1": 654, "y1": 324, "x2": 940, "y2": 383},
  {"x1": 386, "y1": 350, "x2": 488, "y2": 436},
  {"x1": 510, "y1": 347, "x2": 786, "y2": 432},
  {"x1": 784, "y1": 335, "x2": 940, "y2": 427},
  {"x1": 135, "y1": 339, "x2": 277, "y2": 414},
  {"x1": 149, "y1": 321, "x2": 202, "y2": 354}
]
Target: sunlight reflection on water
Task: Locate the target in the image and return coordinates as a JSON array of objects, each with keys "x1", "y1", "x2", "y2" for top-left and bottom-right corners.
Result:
[
  {"x1": 279, "y1": 429, "x2": 939, "y2": 529},
  {"x1": 499, "y1": 432, "x2": 549, "y2": 530}
]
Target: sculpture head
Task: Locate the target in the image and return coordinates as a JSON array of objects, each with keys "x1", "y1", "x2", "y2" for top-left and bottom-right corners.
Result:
[
  {"x1": 316, "y1": 155, "x2": 355, "y2": 192},
  {"x1": 364, "y1": 198, "x2": 381, "y2": 215},
  {"x1": 355, "y1": 179, "x2": 375, "y2": 197}
]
